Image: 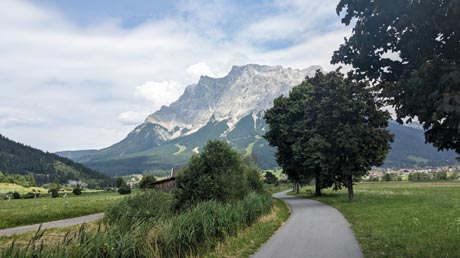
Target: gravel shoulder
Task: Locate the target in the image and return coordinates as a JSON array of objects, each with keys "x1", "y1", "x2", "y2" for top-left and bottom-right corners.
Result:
[{"x1": 252, "y1": 190, "x2": 363, "y2": 258}]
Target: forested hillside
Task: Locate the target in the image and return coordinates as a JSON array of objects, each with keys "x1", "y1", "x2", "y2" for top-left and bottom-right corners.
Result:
[{"x1": 0, "y1": 134, "x2": 110, "y2": 186}]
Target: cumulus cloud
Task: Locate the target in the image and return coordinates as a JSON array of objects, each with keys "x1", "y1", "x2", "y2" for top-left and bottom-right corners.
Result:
[
  {"x1": 134, "y1": 81, "x2": 184, "y2": 109},
  {"x1": 186, "y1": 62, "x2": 215, "y2": 79},
  {"x1": 118, "y1": 111, "x2": 149, "y2": 125},
  {"x1": 0, "y1": 0, "x2": 351, "y2": 151}
]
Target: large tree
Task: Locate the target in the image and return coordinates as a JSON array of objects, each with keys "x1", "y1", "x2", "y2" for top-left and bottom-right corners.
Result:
[
  {"x1": 265, "y1": 71, "x2": 393, "y2": 201},
  {"x1": 332, "y1": 0, "x2": 460, "y2": 155}
]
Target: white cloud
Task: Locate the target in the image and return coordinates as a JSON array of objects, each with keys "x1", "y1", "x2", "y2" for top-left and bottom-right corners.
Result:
[
  {"x1": 0, "y1": 0, "x2": 351, "y2": 151},
  {"x1": 135, "y1": 81, "x2": 184, "y2": 109},
  {"x1": 118, "y1": 111, "x2": 149, "y2": 125},
  {"x1": 186, "y1": 62, "x2": 215, "y2": 79}
]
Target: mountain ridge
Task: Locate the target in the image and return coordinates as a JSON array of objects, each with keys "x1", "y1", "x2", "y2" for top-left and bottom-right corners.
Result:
[{"x1": 57, "y1": 64, "x2": 459, "y2": 176}]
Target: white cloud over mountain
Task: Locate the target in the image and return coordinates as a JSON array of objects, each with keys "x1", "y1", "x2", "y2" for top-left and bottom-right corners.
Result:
[{"x1": 0, "y1": 0, "x2": 351, "y2": 151}]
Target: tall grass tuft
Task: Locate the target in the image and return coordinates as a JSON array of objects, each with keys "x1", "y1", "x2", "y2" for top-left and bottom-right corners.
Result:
[{"x1": 1, "y1": 192, "x2": 272, "y2": 258}]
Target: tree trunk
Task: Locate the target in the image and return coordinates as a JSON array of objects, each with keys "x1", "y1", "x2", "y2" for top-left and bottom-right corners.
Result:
[
  {"x1": 347, "y1": 175, "x2": 354, "y2": 202},
  {"x1": 315, "y1": 176, "x2": 322, "y2": 196}
]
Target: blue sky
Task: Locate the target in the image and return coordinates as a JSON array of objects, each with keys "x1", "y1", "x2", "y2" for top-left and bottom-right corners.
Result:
[{"x1": 0, "y1": 0, "x2": 350, "y2": 152}]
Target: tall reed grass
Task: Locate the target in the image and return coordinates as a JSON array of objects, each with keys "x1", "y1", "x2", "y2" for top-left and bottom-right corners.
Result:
[{"x1": 1, "y1": 192, "x2": 272, "y2": 258}]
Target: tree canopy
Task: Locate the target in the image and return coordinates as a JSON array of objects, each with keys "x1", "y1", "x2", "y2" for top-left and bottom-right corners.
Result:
[
  {"x1": 174, "y1": 140, "x2": 263, "y2": 210},
  {"x1": 139, "y1": 175, "x2": 156, "y2": 190},
  {"x1": 265, "y1": 71, "x2": 393, "y2": 200},
  {"x1": 332, "y1": 0, "x2": 460, "y2": 154}
]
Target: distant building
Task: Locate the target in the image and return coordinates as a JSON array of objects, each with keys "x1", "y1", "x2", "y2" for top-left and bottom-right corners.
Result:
[
  {"x1": 67, "y1": 180, "x2": 88, "y2": 188},
  {"x1": 153, "y1": 168, "x2": 183, "y2": 192}
]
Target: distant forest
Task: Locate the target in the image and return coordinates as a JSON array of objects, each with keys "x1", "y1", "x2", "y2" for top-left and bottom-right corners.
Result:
[{"x1": 0, "y1": 134, "x2": 111, "y2": 186}]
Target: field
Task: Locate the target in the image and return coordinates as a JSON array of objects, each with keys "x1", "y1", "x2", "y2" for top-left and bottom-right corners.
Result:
[
  {"x1": 292, "y1": 181, "x2": 460, "y2": 258},
  {"x1": 0, "y1": 191, "x2": 123, "y2": 229}
]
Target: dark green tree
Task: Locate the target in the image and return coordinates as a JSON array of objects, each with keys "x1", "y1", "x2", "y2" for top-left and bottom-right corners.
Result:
[
  {"x1": 264, "y1": 171, "x2": 279, "y2": 185},
  {"x1": 72, "y1": 186, "x2": 82, "y2": 195},
  {"x1": 139, "y1": 175, "x2": 156, "y2": 190},
  {"x1": 174, "y1": 140, "x2": 255, "y2": 210},
  {"x1": 265, "y1": 71, "x2": 393, "y2": 201},
  {"x1": 332, "y1": 0, "x2": 460, "y2": 155},
  {"x1": 115, "y1": 177, "x2": 125, "y2": 188}
]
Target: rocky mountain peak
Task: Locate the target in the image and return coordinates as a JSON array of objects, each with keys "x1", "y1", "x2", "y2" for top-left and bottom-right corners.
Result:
[{"x1": 143, "y1": 64, "x2": 322, "y2": 141}]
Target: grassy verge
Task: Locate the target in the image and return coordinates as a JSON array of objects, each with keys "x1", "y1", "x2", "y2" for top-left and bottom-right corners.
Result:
[
  {"x1": 0, "y1": 191, "x2": 123, "y2": 229},
  {"x1": 202, "y1": 198, "x2": 290, "y2": 258},
  {"x1": 291, "y1": 181, "x2": 460, "y2": 258}
]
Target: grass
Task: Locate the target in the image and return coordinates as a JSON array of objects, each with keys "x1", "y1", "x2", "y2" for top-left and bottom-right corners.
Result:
[
  {"x1": 0, "y1": 192, "x2": 276, "y2": 258},
  {"x1": 174, "y1": 144, "x2": 187, "y2": 155},
  {"x1": 0, "y1": 191, "x2": 123, "y2": 229},
  {"x1": 291, "y1": 181, "x2": 460, "y2": 258},
  {"x1": 0, "y1": 183, "x2": 47, "y2": 196},
  {"x1": 202, "y1": 198, "x2": 290, "y2": 258}
]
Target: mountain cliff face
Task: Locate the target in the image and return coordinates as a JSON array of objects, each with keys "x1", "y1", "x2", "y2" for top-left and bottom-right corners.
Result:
[{"x1": 58, "y1": 64, "x2": 458, "y2": 176}]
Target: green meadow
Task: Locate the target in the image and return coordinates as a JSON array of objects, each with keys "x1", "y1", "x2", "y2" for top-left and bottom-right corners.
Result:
[
  {"x1": 0, "y1": 191, "x2": 123, "y2": 229},
  {"x1": 292, "y1": 181, "x2": 460, "y2": 258}
]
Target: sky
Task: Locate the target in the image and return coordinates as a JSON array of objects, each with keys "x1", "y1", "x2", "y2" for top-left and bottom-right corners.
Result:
[{"x1": 0, "y1": 0, "x2": 351, "y2": 152}]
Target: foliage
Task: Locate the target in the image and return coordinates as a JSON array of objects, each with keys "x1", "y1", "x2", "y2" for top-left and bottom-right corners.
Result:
[
  {"x1": 264, "y1": 171, "x2": 279, "y2": 185},
  {"x1": 332, "y1": 0, "x2": 460, "y2": 155},
  {"x1": 0, "y1": 134, "x2": 110, "y2": 186},
  {"x1": 174, "y1": 140, "x2": 263, "y2": 210},
  {"x1": 117, "y1": 185, "x2": 131, "y2": 195},
  {"x1": 244, "y1": 163, "x2": 264, "y2": 193},
  {"x1": 382, "y1": 173, "x2": 401, "y2": 182},
  {"x1": 115, "y1": 177, "x2": 125, "y2": 188},
  {"x1": 48, "y1": 188, "x2": 59, "y2": 198},
  {"x1": 105, "y1": 190, "x2": 173, "y2": 226},
  {"x1": 72, "y1": 187, "x2": 82, "y2": 196},
  {"x1": 1, "y1": 192, "x2": 273, "y2": 258},
  {"x1": 0, "y1": 172, "x2": 36, "y2": 187},
  {"x1": 264, "y1": 70, "x2": 393, "y2": 200},
  {"x1": 138, "y1": 175, "x2": 156, "y2": 190},
  {"x1": 12, "y1": 191, "x2": 20, "y2": 199}
]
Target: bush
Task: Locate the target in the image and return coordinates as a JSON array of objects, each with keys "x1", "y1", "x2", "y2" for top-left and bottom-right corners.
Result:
[
  {"x1": 117, "y1": 185, "x2": 131, "y2": 195},
  {"x1": 174, "y1": 140, "x2": 249, "y2": 210},
  {"x1": 264, "y1": 171, "x2": 279, "y2": 185},
  {"x1": 12, "y1": 191, "x2": 20, "y2": 199},
  {"x1": 48, "y1": 188, "x2": 59, "y2": 198},
  {"x1": 23, "y1": 192, "x2": 37, "y2": 199},
  {"x1": 382, "y1": 173, "x2": 399, "y2": 181},
  {"x1": 72, "y1": 187, "x2": 82, "y2": 195},
  {"x1": 139, "y1": 175, "x2": 156, "y2": 190},
  {"x1": 106, "y1": 190, "x2": 173, "y2": 226}
]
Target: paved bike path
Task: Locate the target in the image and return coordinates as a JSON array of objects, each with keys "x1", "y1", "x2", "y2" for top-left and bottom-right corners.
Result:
[
  {"x1": 252, "y1": 191, "x2": 363, "y2": 258},
  {"x1": 0, "y1": 213, "x2": 104, "y2": 237}
]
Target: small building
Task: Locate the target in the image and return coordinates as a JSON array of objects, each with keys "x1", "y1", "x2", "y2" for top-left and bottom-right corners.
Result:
[
  {"x1": 68, "y1": 180, "x2": 88, "y2": 188},
  {"x1": 153, "y1": 168, "x2": 183, "y2": 192}
]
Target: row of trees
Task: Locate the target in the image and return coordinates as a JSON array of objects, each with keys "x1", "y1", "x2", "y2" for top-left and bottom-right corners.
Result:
[{"x1": 264, "y1": 71, "x2": 393, "y2": 201}]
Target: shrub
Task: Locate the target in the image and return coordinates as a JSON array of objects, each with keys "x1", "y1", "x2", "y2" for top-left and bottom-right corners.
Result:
[
  {"x1": 117, "y1": 185, "x2": 131, "y2": 195},
  {"x1": 72, "y1": 187, "x2": 82, "y2": 195},
  {"x1": 48, "y1": 188, "x2": 59, "y2": 198},
  {"x1": 139, "y1": 175, "x2": 156, "y2": 190},
  {"x1": 174, "y1": 140, "x2": 249, "y2": 210},
  {"x1": 23, "y1": 192, "x2": 37, "y2": 199},
  {"x1": 264, "y1": 171, "x2": 279, "y2": 185},
  {"x1": 106, "y1": 190, "x2": 173, "y2": 226},
  {"x1": 245, "y1": 165, "x2": 264, "y2": 192},
  {"x1": 12, "y1": 192, "x2": 20, "y2": 199},
  {"x1": 382, "y1": 173, "x2": 399, "y2": 181}
]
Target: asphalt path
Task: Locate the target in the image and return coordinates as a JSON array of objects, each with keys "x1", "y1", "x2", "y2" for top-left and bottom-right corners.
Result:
[
  {"x1": 252, "y1": 190, "x2": 363, "y2": 258},
  {"x1": 0, "y1": 213, "x2": 104, "y2": 237}
]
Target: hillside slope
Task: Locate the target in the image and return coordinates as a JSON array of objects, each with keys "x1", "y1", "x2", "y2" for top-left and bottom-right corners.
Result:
[{"x1": 0, "y1": 134, "x2": 110, "y2": 185}]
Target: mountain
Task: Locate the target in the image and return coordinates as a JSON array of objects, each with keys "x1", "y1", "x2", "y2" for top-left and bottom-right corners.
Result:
[
  {"x1": 0, "y1": 134, "x2": 110, "y2": 186},
  {"x1": 58, "y1": 64, "x2": 458, "y2": 175}
]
